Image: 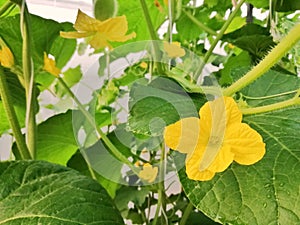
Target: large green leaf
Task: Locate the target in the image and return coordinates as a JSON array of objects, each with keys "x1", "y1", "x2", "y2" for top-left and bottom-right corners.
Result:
[
  {"x1": 36, "y1": 111, "x2": 78, "y2": 165},
  {"x1": 128, "y1": 77, "x2": 206, "y2": 136},
  {"x1": 177, "y1": 71, "x2": 300, "y2": 224},
  {"x1": 0, "y1": 160, "x2": 124, "y2": 224},
  {"x1": 67, "y1": 150, "x2": 120, "y2": 199}
]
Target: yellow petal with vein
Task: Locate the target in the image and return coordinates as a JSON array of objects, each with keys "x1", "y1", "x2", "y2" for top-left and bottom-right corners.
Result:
[
  {"x1": 199, "y1": 97, "x2": 243, "y2": 128},
  {"x1": 74, "y1": 9, "x2": 103, "y2": 32},
  {"x1": 226, "y1": 123, "x2": 266, "y2": 165},
  {"x1": 164, "y1": 117, "x2": 200, "y2": 154}
]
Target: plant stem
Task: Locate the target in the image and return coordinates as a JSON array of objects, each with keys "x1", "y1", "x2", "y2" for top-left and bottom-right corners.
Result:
[
  {"x1": 241, "y1": 93, "x2": 300, "y2": 115},
  {"x1": 182, "y1": 9, "x2": 217, "y2": 36},
  {"x1": 0, "y1": 67, "x2": 31, "y2": 159},
  {"x1": 20, "y1": 2, "x2": 36, "y2": 158},
  {"x1": 0, "y1": 1, "x2": 14, "y2": 16},
  {"x1": 196, "y1": 0, "x2": 246, "y2": 80},
  {"x1": 242, "y1": 89, "x2": 298, "y2": 100},
  {"x1": 179, "y1": 202, "x2": 194, "y2": 225},
  {"x1": 223, "y1": 23, "x2": 300, "y2": 96},
  {"x1": 152, "y1": 145, "x2": 167, "y2": 225},
  {"x1": 139, "y1": 0, "x2": 164, "y2": 74},
  {"x1": 57, "y1": 77, "x2": 139, "y2": 174}
]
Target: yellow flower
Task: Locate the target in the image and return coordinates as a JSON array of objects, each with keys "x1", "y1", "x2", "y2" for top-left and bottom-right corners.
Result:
[
  {"x1": 138, "y1": 163, "x2": 158, "y2": 183},
  {"x1": 60, "y1": 10, "x2": 136, "y2": 50},
  {"x1": 0, "y1": 46, "x2": 14, "y2": 68},
  {"x1": 140, "y1": 61, "x2": 148, "y2": 69},
  {"x1": 164, "y1": 97, "x2": 265, "y2": 181},
  {"x1": 163, "y1": 41, "x2": 186, "y2": 58},
  {"x1": 43, "y1": 52, "x2": 61, "y2": 77}
]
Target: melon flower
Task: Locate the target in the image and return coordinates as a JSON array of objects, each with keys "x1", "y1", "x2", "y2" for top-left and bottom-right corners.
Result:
[
  {"x1": 43, "y1": 52, "x2": 61, "y2": 77},
  {"x1": 0, "y1": 46, "x2": 14, "y2": 68},
  {"x1": 164, "y1": 97, "x2": 265, "y2": 181},
  {"x1": 138, "y1": 163, "x2": 158, "y2": 183},
  {"x1": 60, "y1": 10, "x2": 136, "y2": 50},
  {"x1": 163, "y1": 41, "x2": 186, "y2": 58}
]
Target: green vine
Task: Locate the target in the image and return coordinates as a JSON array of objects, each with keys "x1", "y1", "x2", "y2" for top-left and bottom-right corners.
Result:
[
  {"x1": 20, "y1": 2, "x2": 37, "y2": 158},
  {"x1": 223, "y1": 23, "x2": 300, "y2": 96},
  {"x1": 0, "y1": 67, "x2": 31, "y2": 159}
]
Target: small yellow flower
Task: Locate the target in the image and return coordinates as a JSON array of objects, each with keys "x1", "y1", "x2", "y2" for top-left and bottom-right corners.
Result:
[
  {"x1": 43, "y1": 52, "x2": 61, "y2": 77},
  {"x1": 0, "y1": 46, "x2": 14, "y2": 68},
  {"x1": 140, "y1": 62, "x2": 148, "y2": 69},
  {"x1": 60, "y1": 10, "x2": 136, "y2": 50},
  {"x1": 163, "y1": 41, "x2": 186, "y2": 58},
  {"x1": 164, "y1": 97, "x2": 265, "y2": 181},
  {"x1": 138, "y1": 163, "x2": 158, "y2": 183}
]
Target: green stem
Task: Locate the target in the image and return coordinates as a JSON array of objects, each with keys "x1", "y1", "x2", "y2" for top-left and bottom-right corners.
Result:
[
  {"x1": 223, "y1": 23, "x2": 300, "y2": 96},
  {"x1": 241, "y1": 94, "x2": 300, "y2": 115},
  {"x1": 152, "y1": 145, "x2": 167, "y2": 225},
  {"x1": 179, "y1": 202, "x2": 194, "y2": 225},
  {"x1": 182, "y1": 9, "x2": 217, "y2": 36},
  {"x1": 20, "y1": 2, "x2": 36, "y2": 158},
  {"x1": 139, "y1": 0, "x2": 164, "y2": 74},
  {"x1": 242, "y1": 89, "x2": 298, "y2": 100},
  {"x1": 0, "y1": 67, "x2": 31, "y2": 159},
  {"x1": 196, "y1": 0, "x2": 246, "y2": 80},
  {"x1": 57, "y1": 77, "x2": 138, "y2": 174},
  {"x1": 0, "y1": 1, "x2": 14, "y2": 16}
]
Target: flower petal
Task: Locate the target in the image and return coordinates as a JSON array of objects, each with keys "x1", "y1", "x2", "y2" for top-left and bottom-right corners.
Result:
[
  {"x1": 138, "y1": 163, "x2": 158, "y2": 183},
  {"x1": 60, "y1": 31, "x2": 94, "y2": 39},
  {"x1": 203, "y1": 145, "x2": 234, "y2": 172},
  {"x1": 89, "y1": 32, "x2": 111, "y2": 49},
  {"x1": 199, "y1": 97, "x2": 243, "y2": 129},
  {"x1": 100, "y1": 16, "x2": 128, "y2": 36},
  {"x1": 98, "y1": 16, "x2": 136, "y2": 42},
  {"x1": 74, "y1": 9, "x2": 103, "y2": 32},
  {"x1": 225, "y1": 123, "x2": 266, "y2": 165},
  {"x1": 163, "y1": 42, "x2": 186, "y2": 58},
  {"x1": 185, "y1": 144, "x2": 234, "y2": 181},
  {"x1": 185, "y1": 147, "x2": 216, "y2": 181},
  {"x1": 0, "y1": 46, "x2": 14, "y2": 68},
  {"x1": 164, "y1": 117, "x2": 200, "y2": 154},
  {"x1": 43, "y1": 52, "x2": 61, "y2": 77}
]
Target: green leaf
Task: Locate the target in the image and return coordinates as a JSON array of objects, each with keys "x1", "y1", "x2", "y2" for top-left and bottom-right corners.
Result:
[
  {"x1": 0, "y1": 160, "x2": 124, "y2": 224},
  {"x1": 114, "y1": 186, "x2": 150, "y2": 218},
  {"x1": 67, "y1": 150, "x2": 120, "y2": 199},
  {"x1": 128, "y1": 77, "x2": 206, "y2": 136},
  {"x1": 223, "y1": 24, "x2": 275, "y2": 59},
  {"x1": 241, "y1": 70, "x2": 300, "y2": 107},
  {"x1": 36, "y1": 111, "x2": 78, "y2": 165},
  {"x1": 55, "y1": 66, "x2": 82, "y2": 97},
  {"x1": 178, "y1": 71, "x2": 300, "y2": 224},
  {"x1": 49, "y1": 22, "x2": 77, "y2": 69},
  {"x1": 246, "y1": 0, "x2": 300, "y2": 12},
  {"x1": 0, "y1": 70, "x2": 25, "y2": 134},
  {"x1": 220, "y1": 51, "x2": 251, "y2": 85},
  {"x1": 118, "y1": 0, "x2": 166, "y2": 41}
]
